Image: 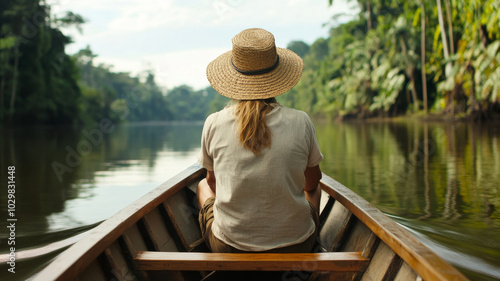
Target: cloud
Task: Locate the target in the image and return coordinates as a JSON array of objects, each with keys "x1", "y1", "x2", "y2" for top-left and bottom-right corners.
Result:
[
  {"x1": 93, "y1": 47, "x2": 226, "y2": 90},
  {"x1": 144, "y1": 47, "x2": 227, "y2": 90},
  {"x1": 50, "y1": 0, "x2": 358, "y2": 89},
  {"x1": 55, "y1": 0, "x2": 341, "y2": 41},
  {"x1": 106, "y1": 0, "x2": 206, "y2": 33}
]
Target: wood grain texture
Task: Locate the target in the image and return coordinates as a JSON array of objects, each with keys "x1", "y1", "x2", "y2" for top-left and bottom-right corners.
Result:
[
  {"x1": 32, "y1": 166, "x2": 469, "y2": 281},
  {"x1": 134, "y1": 251, "x2": 369, "y2": 272},
  {"x1": 320, "y1": 175, "x2": 469, "y2": 281},
  {"x1": 163, "y1": 189, "x2": 202, "y2": 250},
  {"x1": 142, "y1": 207, "x2": 179, "y2": 252},
  {"x1": 319, "y1": 200, "x2": 355, "y2": 252},
  {"x1": 360, "y1": 242, "x2": 401, "y2": 281},
  {"x1": 33, "y1": 164, "x2": 206, "y2": 281},
  {"x1": 103, "y1": 241, "x2": 134, "y2": 281},
  {"x1": 394, "y1": 263, "x2": 419, "y2": 281}
]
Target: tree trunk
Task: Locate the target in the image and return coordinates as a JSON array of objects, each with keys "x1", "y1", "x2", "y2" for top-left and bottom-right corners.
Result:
[
  {"x1": 409, "y1": 73, "x2": 419, "y2": 111},
  {"x1": 480, "y1": 25, "x2": 491, "y2": 48},
  {"x1": 9, "y1": 48, "x2": 19, "y2": 116},
  {"x1": 0, "y1": 48, "x2": 10, "y2": 119},
  {"x1": 420, "y1": 1, "x2": 428, "y2": 114},
  {"x1": 0, "y1": 74, "x2": 5, "y2": 117},
  {"x1": 466, "y1": 62, "x2": 480, "y2": 112},
  {"x1": 366, "y1": 0, "x2": 372, "y2": 31},
  {"x1": 406, "y1": 89, "x2": 411, "y2": 108},
  {"x1": 444, "y1": 0, "x2": 454, "y2": 54},
  {"x1": 436, "y1": 0, "x2": 452, "y2": 76},
  {"x1": 400, "y1": 38, "x2": 419, "y2": 111}
]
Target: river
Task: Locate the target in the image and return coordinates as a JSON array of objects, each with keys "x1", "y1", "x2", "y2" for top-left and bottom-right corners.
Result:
[{"x1": 0, "y1": 119, "x2": 499, "y2": 280}]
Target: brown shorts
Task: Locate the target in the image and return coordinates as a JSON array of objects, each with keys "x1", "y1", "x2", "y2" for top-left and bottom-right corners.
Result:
[{"x1": 198, "y1": 197, "x2": 320, "y2": 253}]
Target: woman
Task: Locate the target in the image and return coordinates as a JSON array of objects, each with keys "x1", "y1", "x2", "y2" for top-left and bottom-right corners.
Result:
[{"x1": 197, "y1": 28, "x2": 323, "y2": 253}]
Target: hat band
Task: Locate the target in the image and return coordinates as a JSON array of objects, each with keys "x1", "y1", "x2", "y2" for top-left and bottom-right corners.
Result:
[{"x1": 231, "y1": 55, "x2": 280, "y2": 76}]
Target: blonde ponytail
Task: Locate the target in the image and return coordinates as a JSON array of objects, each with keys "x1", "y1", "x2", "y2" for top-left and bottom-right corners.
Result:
[{"x1": 234, "y1": 98, "x2": 276, "y2": 155}]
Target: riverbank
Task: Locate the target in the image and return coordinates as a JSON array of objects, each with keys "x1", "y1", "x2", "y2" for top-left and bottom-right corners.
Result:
[{"x1": 320, "y1": 106, "x2": 500, "y2": 123}]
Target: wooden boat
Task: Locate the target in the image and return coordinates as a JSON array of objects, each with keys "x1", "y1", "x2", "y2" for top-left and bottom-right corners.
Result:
[{"x1": 33, "y1": 164, "x2": 469, "y2": 281}]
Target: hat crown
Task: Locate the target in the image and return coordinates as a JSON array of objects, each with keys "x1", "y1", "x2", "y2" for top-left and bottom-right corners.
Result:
[
  {"x1": 231, "y1": 28, "x2": 278, "y2": 72},
  {"x1": 206, "y1": 28, "x2": 303, "y2": 100}
]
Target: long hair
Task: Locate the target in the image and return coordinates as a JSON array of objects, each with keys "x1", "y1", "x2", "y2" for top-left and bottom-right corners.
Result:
[{"x1": 233, "y1": 98, "x2": 277, "y2": 155}]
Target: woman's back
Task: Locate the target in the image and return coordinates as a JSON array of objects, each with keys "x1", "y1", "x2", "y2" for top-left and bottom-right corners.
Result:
[
  {"x1": 197, "y1": 28, "x2": 323, "y2": 253},
  {"x1": 199, "y1": 104, "x2": 322, "y2": 251}
]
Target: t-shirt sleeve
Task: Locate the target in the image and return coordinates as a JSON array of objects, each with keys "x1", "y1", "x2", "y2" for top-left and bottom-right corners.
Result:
[
  {"x1": 304, "y1": 114, "x2": 323, "y2": 167},
  {"x1": 198, "y1": 114, "x2": 215, "y2": 171}
]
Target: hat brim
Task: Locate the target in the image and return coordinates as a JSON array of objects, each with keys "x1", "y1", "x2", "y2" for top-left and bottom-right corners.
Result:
[{"x1": 206, "y1": 48, "x2": 303, "y2": 100}]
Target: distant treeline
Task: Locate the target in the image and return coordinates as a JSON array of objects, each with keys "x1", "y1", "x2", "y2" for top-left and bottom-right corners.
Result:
[
  {"x1": 0, "y1": 0, "x2": 227, "y2": 126},
  {"x1": 1, "y1": 0, "x2": 499, "y2": 125},
  {"x1": 74, "y1": 46, "x2": 228, "y2": 125},
  {"x1": 281, "y1": 0, "x2": 500, "y2": 120},
  {"x1": 0, "y1": 0, "x2": 84, "y2": 124}
]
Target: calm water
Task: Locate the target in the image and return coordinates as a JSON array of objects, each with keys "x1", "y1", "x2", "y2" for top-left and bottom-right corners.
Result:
[{"x1": 0, "y1": 120, "x2": 499, "y2": 280}]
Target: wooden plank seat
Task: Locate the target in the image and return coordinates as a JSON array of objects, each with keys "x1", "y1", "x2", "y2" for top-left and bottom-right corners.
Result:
[{"x1": 134, "y1": 251, "x2": 370, "y2": 272}]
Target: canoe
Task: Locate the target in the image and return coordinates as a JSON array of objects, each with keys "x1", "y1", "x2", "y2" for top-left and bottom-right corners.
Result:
[{"x1": 32, "y1": 164, "x2": 469, "y2": 281}]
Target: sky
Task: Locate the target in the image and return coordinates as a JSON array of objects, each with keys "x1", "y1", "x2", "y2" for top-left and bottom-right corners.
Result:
[{"x1": 49, "y1": 0, "x2": 358, "y2": 90}]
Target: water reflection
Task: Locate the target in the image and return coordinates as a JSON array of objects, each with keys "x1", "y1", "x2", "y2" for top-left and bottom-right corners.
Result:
[
  {"x1": 0, "y1": 122, "x2": 202, "y2": 280},
  {"x1": 315, "y1": 120, "x2": 500, "y2": 280},
  {"x1": 1, "y1": 120, "x2": 499, "y2": 280}
]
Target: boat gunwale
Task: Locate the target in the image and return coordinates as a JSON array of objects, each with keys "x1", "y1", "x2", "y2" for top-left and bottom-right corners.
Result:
[
  {"x1": 32, "y1": 164, "x2": 206, "y2": 281},
  {"x1": 320, "y1": 174, "x2": 469, "y2": 281},
  {"x1": 33, "y1": 164, "x2": 469, "y2": 281}
]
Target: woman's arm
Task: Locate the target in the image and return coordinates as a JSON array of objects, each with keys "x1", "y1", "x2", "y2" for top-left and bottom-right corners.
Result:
[
  {"x1": 197, "y1": 170, "x2": 216, "y2": 208},
  {"x1": 304, "y1": 165, "x2": 322, "y2": 214},
  {"x1": 206, "y1": 170, "x2": 216, "y2": 194},
  {"x1": 304, "y1": 165, "x2": 321, "y2": 192}
]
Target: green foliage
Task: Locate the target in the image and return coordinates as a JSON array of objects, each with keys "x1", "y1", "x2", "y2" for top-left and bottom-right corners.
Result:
[
  {"x1": 370, "y1": 64, "x2": 405, "y2": 112},
  {"x1": 287, "y1": 41, "x2": 310, "y2": 59},
  {"x1": 0, "y1": 0, "x2": 83, "y2": 124},
  {"x1": 165, "y1": 85, "x2": 225, "y2": 121},
  {"x1": 287, "y1": 0, "x2": 500, "y2": 119},
  {"x1": 2, "y1": 0, "x2": 498, "y2": 124},
  {"x1": 0, "y1": 1, "x2": 226, "y2": 125},
  {"x1": 433, "y1": 0, "x2": 500, "y2": 115},
  {"x1": 75, "y1": 47, "x2": 227, "y2": 124},
  {"x1": 53, "y1": 11, "x2": 85, "y2": 33}
]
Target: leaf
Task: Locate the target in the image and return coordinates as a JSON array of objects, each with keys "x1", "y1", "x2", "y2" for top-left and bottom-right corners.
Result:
[
  {"x1": 437, "y1": 78, "x2": 454, "y2": 92},
  {"x1": 413, "y1": 9, "x2": 421, "y2": 28},
  {"x1": 387, "y1": 68, "x2": 401, "y2": 79},
  {"x1": 371, "y1": 63, "x2": 390, "y2": 86},
  {"x1": 482, "y1": 80, "x2": 493, "y2": 100},
  {"x1": 479, "y1": 55, "x2": 493, "y2": 73},
  {"x1": 489, "y1": 68, "x2": 500, "y2": 102},
  {"x1": 487, "y1": 40, "x2": 500, "y2": 58},
  {"x1": 492, "y1": 86, "x2": 500, "y2": 103},
  {"x1": 0, "y1": 36, "x2": 17, "y2": 50}
]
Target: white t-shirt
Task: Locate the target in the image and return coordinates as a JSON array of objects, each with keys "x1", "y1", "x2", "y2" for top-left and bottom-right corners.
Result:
[{"x1": 198, "y1": 104, "x2": 323, "y2": 251}]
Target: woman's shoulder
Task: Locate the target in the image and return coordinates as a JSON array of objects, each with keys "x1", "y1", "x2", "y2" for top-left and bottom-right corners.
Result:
[
  {"x1": 204, "y1": 106, "x2": 235, "y2": 126},
  {"x1": 278, "y1": 106, "x2": 312, "y2": 121}
]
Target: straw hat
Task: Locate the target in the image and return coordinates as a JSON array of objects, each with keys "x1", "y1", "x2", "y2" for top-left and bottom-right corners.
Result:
[{"x1": 206, "y1": 28, "x2": 303, "y2": 100}]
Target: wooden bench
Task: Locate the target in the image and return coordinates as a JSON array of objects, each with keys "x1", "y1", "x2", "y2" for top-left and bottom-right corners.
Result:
[{"x1": 134, "y1": 251, "x2": 369, "y2": 272}]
